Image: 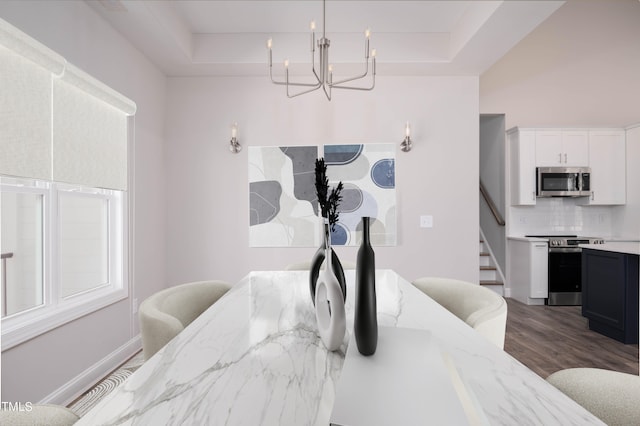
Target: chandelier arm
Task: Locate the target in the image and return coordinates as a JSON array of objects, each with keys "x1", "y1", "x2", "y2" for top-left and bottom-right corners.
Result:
[
  {"x1": 286, "y1": 83, "x2": 323, "y2": 98},
  {"x1": 331, "y1": 82, "x2": 376, "y2": 91},
  {"x1": 285, "y1": 68, "x2": 323, "y2": 97},
  {"x1": 311, "y1": 51, "x2": 323, "y2": 84},
  {"x1": 321, "y1": 83, "x2": 332, "y2": 101},
  {"x1": 331, "y1": 72, "x2": 376, "y2": 91},
  {"x1": 269, "y1": 47, "x2": 322, "y2": 87},
  {"x1": 329, "y1": 65, "x2": 370, "y2": 86},
  {"x1": 329, "y1": 48, "x2": 375, "y2": 86},
  {"x1": 270, "y1": 61, "x2": 323, "y2": 87},
  {"x1": 331, "y1": 69, "x2": 376, "y2": 91}
]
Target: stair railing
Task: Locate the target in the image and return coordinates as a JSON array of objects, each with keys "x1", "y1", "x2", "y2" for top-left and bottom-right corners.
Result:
[{"x1": 479, "y1": 180, "x2": 505, "y2": 226}]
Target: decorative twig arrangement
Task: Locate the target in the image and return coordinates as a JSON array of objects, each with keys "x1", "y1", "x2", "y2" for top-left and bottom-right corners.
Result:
[{"x1": 315, "y1": 158, "x2": 344, "y2": 232}]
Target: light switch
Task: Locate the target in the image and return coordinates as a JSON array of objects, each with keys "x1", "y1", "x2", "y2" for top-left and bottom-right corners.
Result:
[{"x1": 420, "y1": 215, "x2": 433, "y2": 228}]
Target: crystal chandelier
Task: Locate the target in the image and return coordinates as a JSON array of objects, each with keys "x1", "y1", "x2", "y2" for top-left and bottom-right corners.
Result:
[{"x1": 266, "y1": 0, "x2": 376, "y2": 100}]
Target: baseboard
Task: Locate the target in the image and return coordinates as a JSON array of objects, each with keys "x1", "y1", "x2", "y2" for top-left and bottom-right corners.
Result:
[{"x1": 41, "y1": 335, "x2": 141, "y2": 406}]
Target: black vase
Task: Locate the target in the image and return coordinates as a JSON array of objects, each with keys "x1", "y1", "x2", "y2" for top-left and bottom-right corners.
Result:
[
  {"x1": 309, "y1": 218, "x2": 347, "y2": 306},
  {"x1": 354, "y1": 216, "x2": 377, "y2": 356}
]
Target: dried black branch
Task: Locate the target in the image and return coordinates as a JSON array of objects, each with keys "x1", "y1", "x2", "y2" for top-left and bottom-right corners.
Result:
[
  {"x1": 327, "y1": 182, "x2": 343, "y2": 232},
  {"x1": 314, "y1": 158, "x2": 329, "y2": 218},
  {"x1": 314, "y1": 158, "x2": 343, "y2": 231}
]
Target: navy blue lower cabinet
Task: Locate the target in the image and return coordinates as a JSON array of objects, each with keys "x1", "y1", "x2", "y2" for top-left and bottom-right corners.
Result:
[{"x1": 582, "y1": 249, "x2": 639, "y2": 344}]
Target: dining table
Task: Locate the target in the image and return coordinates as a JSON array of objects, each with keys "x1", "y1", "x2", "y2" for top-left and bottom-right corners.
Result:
[{"x1": 76, "y1": 269, "x2": 603, "y2": 425}]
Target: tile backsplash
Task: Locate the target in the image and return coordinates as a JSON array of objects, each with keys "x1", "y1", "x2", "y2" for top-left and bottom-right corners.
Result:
[{"x1": 509, "y1": 197, "x2": 614, "y2": 237}]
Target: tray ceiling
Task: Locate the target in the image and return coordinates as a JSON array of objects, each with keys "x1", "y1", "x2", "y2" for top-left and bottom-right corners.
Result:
[{"x1": 87, "y1": 0, "x2": 564, "y2": 77}]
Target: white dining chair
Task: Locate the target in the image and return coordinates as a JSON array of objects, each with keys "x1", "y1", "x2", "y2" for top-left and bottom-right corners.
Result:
[
  {"x1": 0, "y1": 404, "x2": 79, "y2": 425},
  {"x1": 139, "y1": 280, "x2": 231, "y2": 360},
  {"x1": 412, "y1": 277, "x2": 508, "y2": 349},
  {"x1": 546, "y1": 368, "x2": 640, "y2": 425}
]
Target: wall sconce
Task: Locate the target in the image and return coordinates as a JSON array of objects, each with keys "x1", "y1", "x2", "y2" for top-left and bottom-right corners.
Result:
[
  {"x1": 229, "y1": 122, "x2": 241, "y2": 153},
  {"x1": 400, "y1": 121, "x2": 412, "y2": 152}
]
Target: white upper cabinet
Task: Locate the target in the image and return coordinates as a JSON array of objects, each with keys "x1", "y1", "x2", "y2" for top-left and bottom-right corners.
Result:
[
  {"x1": 535, "y1": 130, "x2": 589, "y2": 167},
  {"x1": 578, "y1": 130, "x2": 626, "y2": 205},
  {"x1": 508, "y1": 128, "x2": 536, "y2": 205},
  {"x1": 508, "y1": 127, "x2": 626, "y2": 206}
]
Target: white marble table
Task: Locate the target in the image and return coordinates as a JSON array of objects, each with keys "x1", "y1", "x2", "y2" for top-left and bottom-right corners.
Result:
[{"x1": 77, "y1": 270, "x2": 603, "y2": 425}]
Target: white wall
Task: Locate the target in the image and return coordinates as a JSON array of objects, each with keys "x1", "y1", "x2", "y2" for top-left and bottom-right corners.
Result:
[
  {"x1": 0, "y1": 1, "x2": 166, "y2": 403},
  {"x1": 165, "y1": 76, "x2": 479, "y2": 287},
  {"x1": 480, "y1": 0, "x2": 640, "y2": 130}
]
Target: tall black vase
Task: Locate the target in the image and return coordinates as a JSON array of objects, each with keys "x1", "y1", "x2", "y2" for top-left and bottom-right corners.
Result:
[
  {"x1": 354, "y1": 216, "x2": 377, "y2": 356},
  {"x1": 309, "y1": 218, "x2": 347, "y2": 306}
]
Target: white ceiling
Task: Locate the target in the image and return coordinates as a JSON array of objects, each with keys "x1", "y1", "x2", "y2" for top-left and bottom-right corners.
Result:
[{"x1": 87, "y1": 0, "x2": 565, "y2": 77}]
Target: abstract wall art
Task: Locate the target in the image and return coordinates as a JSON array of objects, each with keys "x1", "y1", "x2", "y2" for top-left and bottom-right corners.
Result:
[
  {"x1": 248, "y1": 144, "x2": 396, "y2": 247},
  {"x1": 249, "y1": 146, "x2": 319, "y2": 247},
  {"x1": 325, "y1": 143, "x2": 396, "y2": 246}
]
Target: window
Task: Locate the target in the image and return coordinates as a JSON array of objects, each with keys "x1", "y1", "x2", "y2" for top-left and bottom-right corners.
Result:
[
  {"x1": 1, "y1": 19, "x2": 135, "y2": 350},
  {"x1": 0, "y1": 180, "x2": 46, "y2": 317},
  {"x1": 58, "y1": 187, "x2": 110, "y2": 298},
  {"x1": 0, "y1": 178, "x2": 127, "y2": 349}
]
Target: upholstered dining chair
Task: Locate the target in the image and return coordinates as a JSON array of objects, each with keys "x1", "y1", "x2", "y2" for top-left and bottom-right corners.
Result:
[
  {"x1": 139, "y1": 280, "x2": 231, "y2": 361},
  {"x1": 285, "y1": 260, "x2": 356, "y2": 270},
  {"x1": 0, "y1": 404, "x2": 79, "y2": 425},
  {"x1": 546, "y1": 368, "x2": 640, "y2": 425},
  {"x1": 412, "y1": 277, "x2": 508, "y2": 349}
]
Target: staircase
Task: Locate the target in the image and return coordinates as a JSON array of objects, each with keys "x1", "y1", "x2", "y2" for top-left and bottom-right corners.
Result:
[{"x1": 479, "y1": 238, "x2": 504, "y2": 295}]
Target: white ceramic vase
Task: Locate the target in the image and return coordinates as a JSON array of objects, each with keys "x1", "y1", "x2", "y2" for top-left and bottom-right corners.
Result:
[{"x1": 315, "y1": 221, "x2": 346, "y2": 351}]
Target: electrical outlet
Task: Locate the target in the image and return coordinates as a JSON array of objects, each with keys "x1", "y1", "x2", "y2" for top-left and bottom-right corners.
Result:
[{"x1": 420, "y1": 215, "x2": 433, "y2": 228}]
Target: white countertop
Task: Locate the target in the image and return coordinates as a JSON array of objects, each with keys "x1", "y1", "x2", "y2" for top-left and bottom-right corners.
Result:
[
  {"x1": 76, "y1": 270, "x2": 603, "y2": 426},
  {"x1": 580, "y1": 242, "x2": 640, "y2": 256},
  {"x1": 507, "y1": 236, "x2": 549, "y2": 242}
]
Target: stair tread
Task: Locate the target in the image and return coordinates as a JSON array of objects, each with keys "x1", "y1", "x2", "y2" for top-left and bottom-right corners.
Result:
[
  {"x1": 480, "y1": 252, "x2": 490, "y2": 256},
  {"x1": 480, "y1": 265, "x2": 496, "y2": 270},
  {"x1": 480, "y1": 280, "x2": 503, "y2": 286}
]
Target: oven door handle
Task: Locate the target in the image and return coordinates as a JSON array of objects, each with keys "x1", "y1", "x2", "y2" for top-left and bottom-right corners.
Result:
[{"x1": 549, "y1": 247, "x2": 582, "y2": 253}]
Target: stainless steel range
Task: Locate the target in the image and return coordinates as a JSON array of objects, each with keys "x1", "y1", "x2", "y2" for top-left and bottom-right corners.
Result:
[{"x1": 525, "y1": 235, "x2": 605, "y2": 305}]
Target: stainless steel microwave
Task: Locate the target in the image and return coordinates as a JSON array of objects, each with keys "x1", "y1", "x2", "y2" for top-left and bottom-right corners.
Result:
[{"x1": 536, "y1": 167, "x2": 591, "y2": 197}]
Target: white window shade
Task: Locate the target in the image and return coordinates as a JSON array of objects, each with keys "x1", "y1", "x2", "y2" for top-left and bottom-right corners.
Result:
[
  {"x1": 1, "y1": 18, "x2": 136, "y2": 190},
  {"x1": 53, "y1": 73, "x2": 129, "y2": 190},
  {"x1": 0, "y1": 18, "x2": 65, "y2": 76},
  {"x1": 0, "y1": 46, "x2": 52, "y2": 180},
  {"x1": 56, "y1": 62, "x2": 136, "y2": 116},
  {"x1": 0, "y1": 18, "x2": 65, "y2": 181}
]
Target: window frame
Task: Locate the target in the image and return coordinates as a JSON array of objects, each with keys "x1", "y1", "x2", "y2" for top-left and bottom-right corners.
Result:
[{"x1": 1, "y1": 177, "x2": 128, "y2": 350}]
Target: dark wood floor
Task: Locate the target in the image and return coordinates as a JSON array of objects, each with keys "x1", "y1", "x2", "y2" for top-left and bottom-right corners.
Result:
[{"x1": 504, "y1": 298, "x2": 639, "y2": 379}]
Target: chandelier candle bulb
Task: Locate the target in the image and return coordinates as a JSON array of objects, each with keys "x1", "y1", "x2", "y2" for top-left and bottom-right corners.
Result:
[
  {"x1": 284, "y1": 59, "x2": 289, "y2": 69},
  {"x1": 267, "y1": 38, "x2": 272, "y2": 49},
  {"x1": 405, "y1": 122, "x2": 411, "y2": 137},
  {"x1": 310, "y1": 21, "x2": 316, "y2": 51},
  {"x1": 231, "y1": 123, "x2": 237, "y2": 138}
]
